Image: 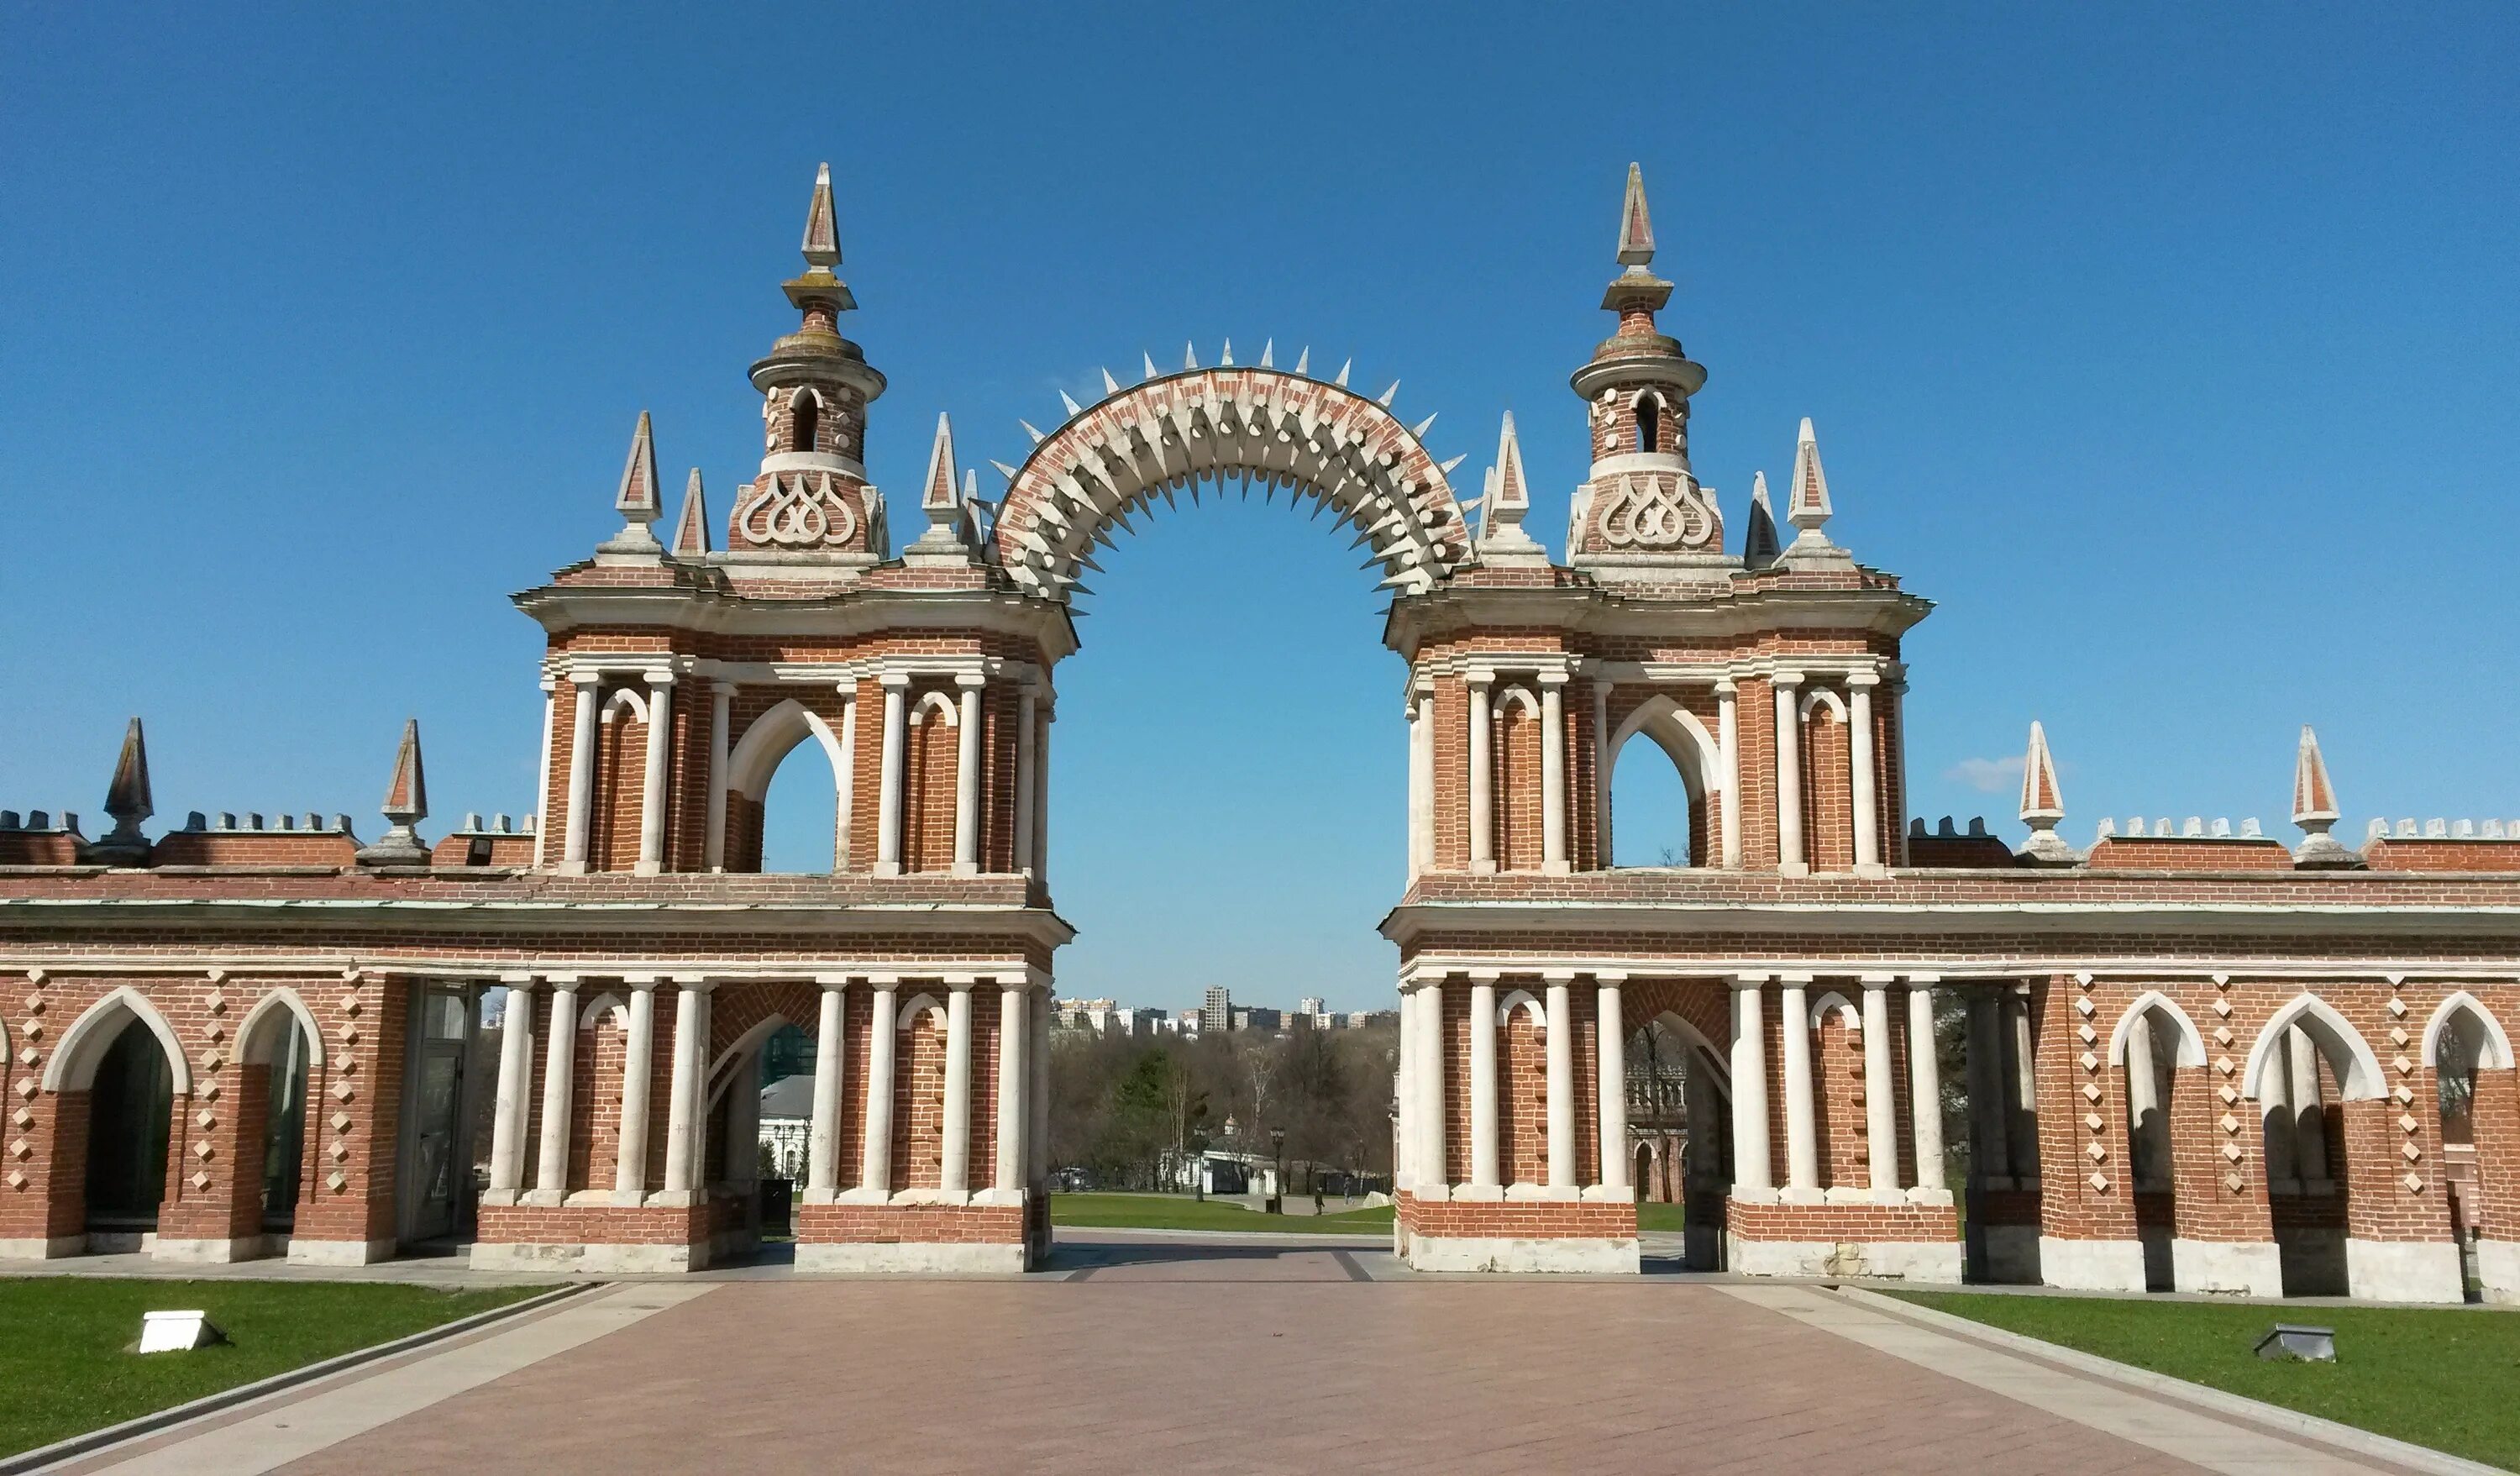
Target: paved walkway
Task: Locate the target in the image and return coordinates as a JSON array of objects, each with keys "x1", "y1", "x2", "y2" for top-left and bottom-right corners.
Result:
[{"x1": 50, "y1": 1235, "x2": 2460, "y2": 1476}]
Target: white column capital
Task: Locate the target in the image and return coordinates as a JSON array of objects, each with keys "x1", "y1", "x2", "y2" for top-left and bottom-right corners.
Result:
[
  {"x1": 1846, "y1": 668, "x2": 1881, "y2": 689},
  {"x1": 538, "y1": 675, "x2": 559, "y2": 694},
  {"x1": 879, "y1": 670, "x2": 914, "y2": 691},
  {"x1": 1713, "y1": 677, "x2": 1737, "y2": 696},
  {"x1": 1773, "y1": 669, "x2": 1805, "y2": 689},
  {"x1": 1730, "y1": 972, "x2": 1772, "y2": 989},
  {"x1": 1466, "y1": 670, "x2": 1495, "y2": 689},
  {"x1": 570, "y1": 670, "x2": 604, "y2": 688},
  {"x1": 646, "y1": 670, "x2": 677, "y2": 689},
  {"x1": 1536, "y1": 670, "x2": 1569, "y2": 689}
]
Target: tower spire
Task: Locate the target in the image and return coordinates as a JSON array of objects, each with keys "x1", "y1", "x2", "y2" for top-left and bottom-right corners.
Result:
[
  {"x1": 671, "y1": 468, "x2": 711, "y2": 556},
  {"x1": 87, "y1": 717, "x2": 154, "y2": 865},
  {"x1": 2017, "y1": 720, "x2": 2076, "y2": 864},
  {"x1": 1616, "y1": 161, "x2": 1655, "y2": 266},
  {"x1": 598, "y1": 411, "x2": 664, "y2": 559},
  {"x1": 1779, "y1": 417, "x2": 1851, "y2": 567},
  {"x1": 1477, "y1": 411, "x2": 1543, "y2": 562},
  {"x1": 355, "y1": 719, "x2": 430, "y2": 866},
  {"x1": 1743, "y1": 470, "x2": 1781, "y2": 566},
  {"x1": 2292, "y1": 724, "x2": 2358, "y2": 867},
  {"x1": 906, "y1": 411, "x2": 977, "y2": 562},
  {"x1": 801, "y1": 162, "x2": 841, "y2": 269}
]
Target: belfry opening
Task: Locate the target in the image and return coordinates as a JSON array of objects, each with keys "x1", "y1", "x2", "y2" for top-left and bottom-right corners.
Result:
[{"x1": 0, "y1": 159, "x2": 2516, "y2": 1304}]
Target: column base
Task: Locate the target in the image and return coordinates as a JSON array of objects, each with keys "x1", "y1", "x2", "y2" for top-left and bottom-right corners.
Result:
[
  {"x1": 2478, "y1": 1238, "x2": 2520, "y2": 1305},
  {"x1": 1405, "y1": 1235, "x2": 1639, "y2": 1274},
  {"x1": 0, "y1": 1235, "x2": 88, "y2": 1260},
  {"x1": 470, "y1": 1239, "x2": 708, "y2": 1274},
  {"x1": 151, "y1": 1236, "x2": 266, "y2": 1264},
  {"x1": 285, "y1": 1237, "x2": 401, "y2": 1267},
  {"x1": 2037, "y1": 1235, "x2": 2148, "y2": 1292},
  {"x1": 2169, "y1": 1238, "x2": 2283, "y2": 1298},
  {"x1": 1725, "y1": 1234, "x2": 1963, "y2": 1283},
  {"x1": 2345, "y1": 1237, "x2": 2465, "y2": 1304},
  {"x1": 794, "y1": 1196, "x2": 1031, "y2": 1273},
  {"x1": 794, "y1": 1241, "x2": 1027, "y2": 1274},
  {"x1": 474, "y1": 1201, "x2": 711, "y2": 1273},
  {"x1": 1395, "y1": 1190, "x2": 1637, "y2": 1272}
]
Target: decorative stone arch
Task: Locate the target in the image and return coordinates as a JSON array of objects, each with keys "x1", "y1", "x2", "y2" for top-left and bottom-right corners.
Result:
[
  {"x1": 1643, "y1": 1007, "x2": 1733, "y2": 1101},
  {"x1": 578, "y1": 990, "x2": 629, "y2": 1032},
  {"x1": 1604, "y1": 695, "x2": 1721, "y2": 860},
  {"x1": 2241, "y1": 992, "x2": 2389, "y2": 1102},
  {"x1": 1797, "y1": 686, "x2": 1849, "y2": 724},
  {"x1": 2422, "y1": 990, "x2": 2516, "y2": 1070},
  {"x1": 1495, "y1": 989, "x2": 1547, "y2": 1031},
  {"x1": 993, "y1": 364, "x2": 1471, "y2": 599},
  {"x1": 601, "y1": 686, "x2": 651, "y2": 726},
  {"x1": 1493, "y1": 685, "x2": 1541, "y2": 719},
  {"x1": 907, "y1": 691, "x2": 958, "y2": 727},
  {"x1": 237, "y1": 986, "x2": 327, "y2": 1069},
  {"x1": 724, "y1": 698, "x2": 847, "y2": 804},
  {"x1": 44, "y1": 986, "x2": 192, "y2": 1095},
  {"x1": 1806, "y1": 990, "x2": 1859, "y2": 1032},
  {"x1": 897, "y1": 992, "x2": 947, "y2": 1032},
  {"x1": 707, "y1": 1012, "x2": 795, "y2": 1106},
  {"x1": 2105, "y1": 991, "x2": 2208, "y2": 1069}
]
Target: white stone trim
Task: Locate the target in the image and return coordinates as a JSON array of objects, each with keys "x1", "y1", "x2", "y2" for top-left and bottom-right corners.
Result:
[
  {"x1": 43, "y1": 985, "x2": 192, "y2": 1095},
  {"x1": 2421, "y1": 990, "x2": 2516, "y2": 1069},
  {"x1": 897, "y1": 992, "x2": 946, "y2": 1032},
  {"x1": 236, "y1": 985, "x2": 326, "y2": 1069},
  {"x1": 1494, "y1": 988, "x2": 1547, "y2": 1030},
  {"x1": 2240, "y1": 992, "x2": 2388, "y2": 1102},
  {"x1": 793, "y1": 1241, "x2": 1026, "y2": 1274},
  {"x1": 1795, "y1": 685, "x2": 1848, "y2": 723},
  {"x1": 2104, "y1": 990, "x2": 2208, "y2": 1069},
  {"x1": 600, "y1": 685, "x2": 651, "y2": 725},
  {"x1": 1806, "y1": 990, "x2": 1858, "y2": 1032},
  {"x1": 2169, "y1": 1238, "x2": 2282, "y2": 1297},
  {"x1": 706, "y1": 1011, "x2": 795, "y2": 1102},
  {"x1": 1727, "y1": 1237, "x2": 1961, "y2": 1283},
  {"x1": 2035, "y1": 1236, "x2": 2148, "y2": 1293},
  {"x1": 2344, "y1": 1237, "x2": 2465, "y2": 1304},
  {"x1": 723, "y1": 697, "x2": 848, "y2": 803},
  {"x1": 578, "y1": 991, "x2": 628, "y2": 1032},
  {"x1": 1405, "y1": 1236, "x2": 1640, "y2": 1274}
]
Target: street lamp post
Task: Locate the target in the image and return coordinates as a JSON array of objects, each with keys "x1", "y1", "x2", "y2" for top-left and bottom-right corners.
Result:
[{"x1": 1269, "y1": 1127, "x2": 1287, "y2": 1215}]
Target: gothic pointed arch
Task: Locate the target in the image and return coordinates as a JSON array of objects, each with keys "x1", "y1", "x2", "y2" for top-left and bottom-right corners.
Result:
[
  {"x1": 725, "y1": 698, "x2": 847, "y2": 803},
  {"x1": 992, "y1": 365, "x2": 1470, "y2": 599},
  {"x1": 238, "y1": 986, "x2": 327, "y2": 1069},
  {"x1": 2106, "y1": 991, "x2": 2207, "y2": 1069},
  {"x1": 2242, "y1": 992, "x2": 2388, "y2": 1102},
  {"x1": 708, "y1": 1011, "x2": 796, "y2": 1102},
  {"x1": 2422, "y1": 990, "x2": 2516, "y2": 1069},
  {"x1": 45, "y1": 985, "x2": 192, "y2": 1095}
]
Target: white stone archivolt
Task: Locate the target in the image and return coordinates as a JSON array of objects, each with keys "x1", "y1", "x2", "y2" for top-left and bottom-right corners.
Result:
[
  {"x1": 725, "y1": 698, "x2": 847, "y2": 803},
  {"x1": 706, "y1": 1011, "x2": 795, "y2": 1106},
  {"x1": 2422, "y1": 990, "x2": 2515, "y2": 1070},
  {"x1": 2105, "y1": 990, "x2": 2207, "y2": 1069},
  {"x1": 993, "y1": 364, "x2": 1469, "y2": 599},
  {"x1": 237, "y1": 986, "x2": 327, "y2": 1069},
  {"x1": 2241, "y1": 992, "x2": 2388, "y2": 1102},
  {"x1": 44, "y1": 985, "x2": 193, "y2": 1095}
]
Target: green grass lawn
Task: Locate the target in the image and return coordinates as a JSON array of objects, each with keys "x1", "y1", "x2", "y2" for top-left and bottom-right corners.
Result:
[
  {"x1": 1887, "y1": 1290, "x2": 2520, "y2": 1470},
  {"x1": 1636, "y1": 1201, "x2": 1687, "y2": 1232},
  {"x1": 1049, "y1": 1192, "x2": 1394, "y2": 1235},
  {"x1": 0, "y1": 1278, "x2": 549, "y2": 1458}
]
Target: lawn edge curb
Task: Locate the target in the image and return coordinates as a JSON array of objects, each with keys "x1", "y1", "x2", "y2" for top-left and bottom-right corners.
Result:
[
  {"x1": 2, "y1": 1279, "x2": 595, "y2": 1474},
  {"x1": 1832, "y1": 1284, "x2": 2503, "y2": 1476}
]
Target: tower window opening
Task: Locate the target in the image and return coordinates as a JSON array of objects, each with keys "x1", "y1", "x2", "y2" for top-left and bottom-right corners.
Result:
[
  {"x1": 1635, "y1": 394, "x2": 1662, "y2": 454},
  {"x1": 790, "y1": 393, "x2": 821, "y2": 454}
]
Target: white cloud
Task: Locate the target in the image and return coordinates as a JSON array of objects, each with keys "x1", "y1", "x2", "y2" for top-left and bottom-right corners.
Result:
[{"x1": 1945, "y1": 755, "x2": 2024, "y2": 794}]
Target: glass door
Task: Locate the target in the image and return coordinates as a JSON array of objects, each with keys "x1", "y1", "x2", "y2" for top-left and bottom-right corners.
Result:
[{"x1": 399, "y1": 985, "x2": 474, "y2": 1245}]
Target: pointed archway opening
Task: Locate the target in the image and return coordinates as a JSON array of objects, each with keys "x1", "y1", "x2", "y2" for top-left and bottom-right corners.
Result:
[{"x1": 85, "y1": 1023, "x2": 173, "y2": 1242}]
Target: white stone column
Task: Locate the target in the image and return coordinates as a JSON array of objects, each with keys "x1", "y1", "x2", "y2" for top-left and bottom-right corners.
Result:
[
  {"x1": 1419, "y1": 983, "x2": 1449, "y2": 1191},
  {"x1": 1026, "y1": 983, "x2": 1051, "y2": 1189},
  {"x1": 2261, "y1": 1024, "x2": 2297, "y2": 1185},
  {"x1": 2129, "y1": 1008, "x2": 2167, "y2": 1185},
  {"x1": 874, "y1": 675, "x2": 909, "y2": 876},
  {"x1": 1861, "y1": 977, "x2": 1900, "y2": 1196},
  {"x1": 995, "y1": 984, "x2": 1026, "y2": 1192},
  {"x1": 1590, "y1": 678, "x2": 1613, "y2": 866},
  {"x1": 661, "y1": 982, "x2": 708, "y2": 1197},
  {"x1": 1850, "y1": 672, "x2": 1882, "y2": 875},
  {"x1": 952, "y1": 677, "x2": 984, "y2": 876},
  {"x1": 1406, "y1": 690, "x2": 1433, "y2": 879},
  {"x1": 563, "y1": 674, "x2": 600, "y2": 873},
  {"x1": 1773, "y1": 673, "x2": 1806, "y2": 875},
  {"x1": 942, "y1": 981, "x2": 974, "y2": 1195},
  {"x1": 1546, "y1": 976, "x2": 1576, "y2": 1191},
  {"x1": 1395, "y1": 985, "x2": 1416, "y2": 1190},
  {"x1": 1540, "y1": 674, "x2": 1569, "y2": 875},
  {"x1": 1730, "y1": 978, "x2": 1773, "y2": 1193},
  {"x1": 1596, "y1": 976, "x2": 1629, "y2": 1195},
  {"x1": 703, "y1": 680, "x2": 732, "y2": 871},
  {"x1": 2292, "y1": 1027, "x2": 2330, "y2": 1184},
  {"x1": 1716, "y1": 679, "x2": 1741, "y2": 869},
  {"x1": 1887, "y1": 673, "x2": 1911, "y2": 865},
  {"x1": 1906, "y1": 982, "x2": 1945, "y2": 1192},
  {"x1": 807, "y1": 980, "x2": 848, "y2": 1200},
  {"x1": 533, "y1": 980, "x2": 578, "y2": 1199},
  {"x1": 857, "y1": 981, "x2": 898, "y2": 1198},
  {"x1": 636, "y1": 675, "x2": 674, "y2": 876},
  {"x1": 1013, "y1": 685, "x2": 1038, "y2": 875},
  {"x1": 1032, "y1": 705, "x2": 1053, "y2": 880},
  {"x1": 487, "y1": 982, "x2": 535, "y2": 1197},
  {"x1": 1467, "y1": 976, "x2": 1499, "y2": 1190},
  {"x1": 533, "y1": 678, "x2": 557, "y2": 867},
  {"x1": 833, "y1": 686, "x2": 857, "y2": 871},
  {"x1": 1467, "y1": 675, "x2": 1495, "y2": 874},
  {"x1": 1779, "y1": 975, "x2": 1819, "y2": 1195},
  {"x1": 2006, "y1": 987, "x2": 2040, "y2": 1179},
  {"x1": 614, "y1": 981, "x2": 658, "y2": 1201}
]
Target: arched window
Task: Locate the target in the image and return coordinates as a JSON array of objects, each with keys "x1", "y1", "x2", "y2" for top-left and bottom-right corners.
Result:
[
  {"x1": 1609, "y1": 733, "x2": 1691, "y2": 866},
  {"x1": 759, "y1": 744, "x2": 842, "y2": 873},
  {"x1": 1635, "y1": 393, "x2": 1662, "y2": 454},
  {"x1": 790, "y1": 391, "x2": 821, "y2": 454},
  {"x1": 87, "y1": 1023, "x2": 173, "y2": 1230},
  {"x1": 723, "y1": 698, "x2": 852, "y2": 874}
]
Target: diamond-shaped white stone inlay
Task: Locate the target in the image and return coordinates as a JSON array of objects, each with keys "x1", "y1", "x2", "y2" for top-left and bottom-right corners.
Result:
[
  {"x1": 2404, "y1": 1142, "x2": 2423, "y2": 1163},
  {"x1": 2079, "y1": 1050, "x2": 2100, "y2": 1073},
  {"x1": 2084, "y1": 1111, "x2": 2104, "y2": 1132},
  {"x1": 2218, "y1": 1085, "x2": 2239, "y2": 1106},
  {"x1": 7, "y1": 1139, "x2": 26, "y2": 1161},
  {"x1": 2077, "y1": 1023, "x2": 2097, "y2": 1045},
  {"x1": 195, "y1": 1109, "x2": 216, "y2": 1130},
  {"x1": 2087, "y1": 1142, "x2": 2107, "y2": 1162},
  {"x1": 327, "y1": 1170, "x2": 349, "y2": 1192},
  {"x1": 189, "y1": 1169, "x2": 212, "y2": 1192},
  {"x1": 21, "y1": 995, "x2": 39, "y2": 1016},
  {"x1": 331, "y1": 1082, "x2": 355, "y2": 1103},
  {"x1": 204, "y1": 1022, "x2": 225, "y2": 1043},
  {"x1": 5, "y1": 1170, "x2": 25, "y2": 1190},
  {"x1": 2076, "y1": 996, "x2": 2095, "y2": 1016},
  {"x1": 2077, "y1": 975, "x2": 2094, "y2": 991},
  {"x1": 339, "y1": 1026, "x2": 360, "y2": 1046},
  {"x1": 2219, "y1": 1112, "x2": 2240, "y2": 1135},
  {"x1": 2387, "y1": 996, "x2": 2409, "y2": 1017},
  {"x1": 2213, "y1": 998, "x2": 2234, "y2": 1017},
  {"x1": 8, "y1": 1108, "x2": 29, "y2": 1131},
  {"x1": 206, "y1": 990, "x2": 227, "y2": 1015},
  {"x1": 2224, "y1": 1172, "x2": 2247, "y2": 1193},
  {"x1": 200, "y1": 1049, "x2": 223, "y2": 1073},
  {"x1": 14, "y1": 1079, "x2": 36, "y2": 1100},
  {"x1": 2082, "y1": 1084, "x2": 2103, "y2": 1103},
  {"x1": 328, "y1": 1140, "x2": 349, "y2": 1163},
  {"x1": 14, "y1": 1048, "x2": 34, "y2": 1069},
  {"x1": 341, "y1": 995, "x2": 362, "y2": 1016},
  {"x1": 330, "y1": 1111, "x2": 352, "y2": 1132},
  {"x1": 2389, "y1": 1027, "x2": 2410, "y2": 1048},
  {"x1": 2398, "y1": 1112, "x2": 2419, "y2": 1134},
  {"x1": 2223, "y1": 1142, "x2": 2244, "y2": 1163},
  {"x1": 21, "y1": 1022, "x2": 39, "y2": 1042},
  {"x1": 192, "y1": 1141, "x2": 214, "y2": 1161},
  {"x1": 2215, "y1": 1054, "x2": 2236, "y2": 1076},
  {"x1": 2088, "y1": 1171, "x2": 2110, "y2": 1192},
  {"x1": 2394, "y1": 1054, "x2": 2414, "y2": 1075},
  {"x1": 2213, "y1": 1025, "x2": 2234, "y2": 1046},
  {"x1": 2404, "y1": 1173, "x2": 2426, "y2": 1193}
]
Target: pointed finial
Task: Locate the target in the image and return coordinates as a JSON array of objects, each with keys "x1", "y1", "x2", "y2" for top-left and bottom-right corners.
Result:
[
  {"x1": 801, "y1": 162, "x2": 841, "y2": 269},
  {"x1": 1377, "y1": 381, "x2": 1399, "y2": 407},
  {"x1": 2017, "y1": 721, "x2": 2076, "y2": 864},
  {"x1": 671, "y1": 468, "x2": 711, "y2": 556},
  {"x1": 1058, "y1": 388, "x2": 1084, "y2": 418},
  {"x1": 1143, "y1": 352, "x2": 1160, "y2": 381},
  {"x1": 2291, "y1": 725, "x2": 2359, "y2": 867},
  {"x1": 1101, "y1": 367, "x2": 1122, "y2": 397},
  {"x1": 598, "y1": 411, "x2": 664, "y2": 556},
  {"x1": 1477, "y1": 412, "x2": 1541, "y2": 557},
  {"x1": 86, "y1": 717, "x2": 155, "y2": 864},
  {"x1": 1777, "y1": 417, "x2": 1852, "y2": 566},
  {"x1": 922, "y1": 412, "x2": 959, "y2": 512},
  {"x1": 1294, "y1": 346, "x2": 1310, "y2": 376},
  {"x1": 1743, "y1": 470, "x2": 1781, "y2": 565},
  {"x1": 1334, "y1": 358, "x2": 1352, "y2": 388},
  {"x1": 357, "y1": 719, "x2": 431, "y2": 866},
  {"x1": 1220, "y1": 339, "x2": 1234, "y2": 367},
  {"x1": 1616, "y1": 162, "x2": 1656, "y2": 267},
  {"x1": 1259, "y1": 339, "x2": 1274, "y2": 368},
  {"x1": 1183, "y1": 341, "x2": 1199, "y2": 371}
]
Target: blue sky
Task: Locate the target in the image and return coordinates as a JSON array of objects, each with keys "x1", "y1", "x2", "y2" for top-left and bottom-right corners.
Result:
[{"x1": 5, "y1": 6, "x2": 2517, "y2": 1013}]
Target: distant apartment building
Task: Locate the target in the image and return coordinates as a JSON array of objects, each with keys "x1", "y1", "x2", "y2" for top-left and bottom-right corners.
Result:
[{"x1": 1200, "y1": 985, "x2": 1232, "y2": 1036}]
